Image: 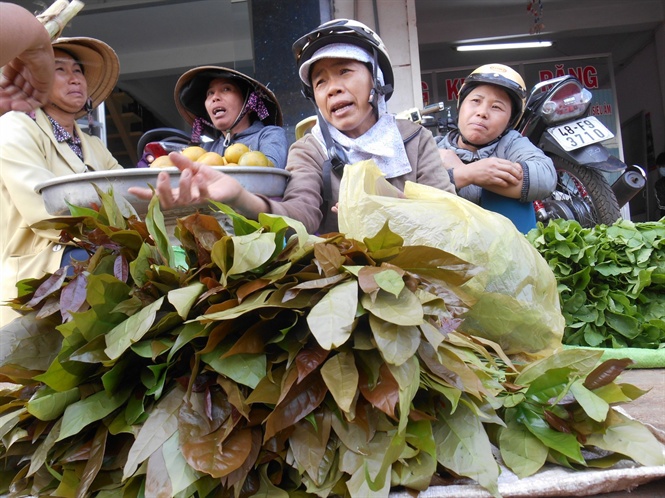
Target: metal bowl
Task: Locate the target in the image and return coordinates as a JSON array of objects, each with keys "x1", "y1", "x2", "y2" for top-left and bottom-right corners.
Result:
[{"x1": 35, "y1": 166, "x2": 290, "y2": 217}]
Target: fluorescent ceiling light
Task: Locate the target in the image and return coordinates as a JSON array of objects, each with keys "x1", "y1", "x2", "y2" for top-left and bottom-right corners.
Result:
[{"x1": 456, "y1": 41, "x2": 552, "y2": 51}]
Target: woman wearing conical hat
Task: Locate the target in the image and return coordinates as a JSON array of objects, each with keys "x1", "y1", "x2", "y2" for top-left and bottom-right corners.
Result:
[
  {"x1": 173, "y1": 65, "x2": 288, "y2": 169},
  {"x1": 0, "y1": 36, "x2": 122, "y2": 327}
]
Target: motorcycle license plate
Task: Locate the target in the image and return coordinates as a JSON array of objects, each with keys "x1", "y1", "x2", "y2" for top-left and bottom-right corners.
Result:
[{"x1": 547, "y1": 116, "x2": 614, "y2": 152}]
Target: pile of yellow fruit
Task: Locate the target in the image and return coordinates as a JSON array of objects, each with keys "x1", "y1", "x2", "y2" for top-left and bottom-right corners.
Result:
[{"x1": 149, "y1": 144, "x2": 273, "y2": 168}]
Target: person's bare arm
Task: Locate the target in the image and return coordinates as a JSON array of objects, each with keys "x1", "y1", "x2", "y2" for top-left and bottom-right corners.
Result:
[{"x1": 0, "y1": 3, "x2": 54, "y2": 115}]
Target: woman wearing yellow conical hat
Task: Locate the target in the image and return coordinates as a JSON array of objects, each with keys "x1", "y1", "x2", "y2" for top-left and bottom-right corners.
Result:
[{"x1": 0, "y1": 36, "x2": 122, "y2": 327}]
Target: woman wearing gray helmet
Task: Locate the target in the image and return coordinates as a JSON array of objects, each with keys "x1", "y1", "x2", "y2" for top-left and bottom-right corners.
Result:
[
  {"x1": 130, "y1": 19, "x2": 455, "y2": 234},
  {"x1": 435, "y1": 63, "x2": 556, "y2": 232}
]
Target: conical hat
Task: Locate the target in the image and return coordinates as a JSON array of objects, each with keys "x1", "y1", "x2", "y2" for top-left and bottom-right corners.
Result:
[
  {"x1": 174, "y1": 66, "x2": 283, "y2": 127},
  {"x1": 52, "y1": 37, "x2": 120, "y2": 118}
]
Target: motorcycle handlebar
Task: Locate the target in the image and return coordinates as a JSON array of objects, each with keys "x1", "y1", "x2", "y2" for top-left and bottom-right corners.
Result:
[
  {"x1": 396, "y1": 102, "x2": 449, "y2": 124},
  {"x1": 421, "y1": 102, "x2": 446, "y2": 115}
]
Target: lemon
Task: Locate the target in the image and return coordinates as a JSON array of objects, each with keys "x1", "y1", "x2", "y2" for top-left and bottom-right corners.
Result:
[
  {"x1": 224, "y1": 143, "x2": 250, "y2": 164},
  {"x1": 181, "y1": 146, "x2": 207, "y2": 161},
  {"x1": 150, "y1": 155, "x2": 174, "y2": 168},
  {"x1": 197, "y1": 151, "x2": 226, "y2": 166},
  {"x1": 238, "y1": 150, "x2": 272, "y2": 167}
]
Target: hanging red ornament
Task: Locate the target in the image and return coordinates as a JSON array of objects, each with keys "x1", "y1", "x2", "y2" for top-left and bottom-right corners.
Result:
[{"x1": 526, "y1": 0, "x2": 545, "y2": 34}]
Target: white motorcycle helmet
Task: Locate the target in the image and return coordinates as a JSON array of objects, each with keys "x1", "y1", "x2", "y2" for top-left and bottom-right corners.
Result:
[{"x1": 292, "y1": 19, "x2": 394, "y2": 107}]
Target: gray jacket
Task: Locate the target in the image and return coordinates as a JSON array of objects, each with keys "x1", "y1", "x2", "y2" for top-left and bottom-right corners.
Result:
[
  {"x1": 261, "y1": 119, "x2": 455, "y2": 234},
  {"x1": 205, "y1": 121, "x2": 288, "y2": 169},
  {"x1": 435, "y1": 130, "x2": 556, "y2": 204}
]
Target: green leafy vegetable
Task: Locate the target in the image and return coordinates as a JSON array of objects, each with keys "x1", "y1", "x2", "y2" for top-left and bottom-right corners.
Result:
[
  {"x1": 1, "y1": 195, "x2": 662, "y2": 497},
  {"x1": 528, "y1": 219, "x2": 665, "y2": 349}
]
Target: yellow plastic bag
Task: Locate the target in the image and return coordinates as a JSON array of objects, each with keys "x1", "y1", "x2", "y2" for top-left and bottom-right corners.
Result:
[{"x1": 338, "y1": 161, "x2": 564, "y2": 356}]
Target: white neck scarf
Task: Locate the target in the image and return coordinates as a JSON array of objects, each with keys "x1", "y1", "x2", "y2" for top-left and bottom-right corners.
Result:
[{"x1": 313, "y1": 113, "x2": 410, "y2": 179}]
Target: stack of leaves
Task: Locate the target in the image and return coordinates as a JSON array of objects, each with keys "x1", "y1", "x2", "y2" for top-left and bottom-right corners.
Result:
[
  {"x1": 1, "y1": 192, "x2": 663, "y2": 497},
  {"x1": 527, "y1": 219, "x2": 665, "y2": 349}
]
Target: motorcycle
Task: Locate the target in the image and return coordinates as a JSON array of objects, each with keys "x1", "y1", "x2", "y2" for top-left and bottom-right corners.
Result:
[
  {"x1": 134, "y1": 127, "x2": 191, "y2": 167},
  {"x1": 396, "y1": 101, "x2": 452, "y2": 134},
  {"x1": 515, "y1": 75, "x2": 645, "y2": 227},
  {"x1": 419, "y1": 75, "x2": 646, "y2": 228}
]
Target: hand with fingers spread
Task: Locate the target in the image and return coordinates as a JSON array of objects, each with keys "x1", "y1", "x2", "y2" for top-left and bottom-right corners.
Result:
[
  {"x1": 128, "y1": 152, "x2": 269, "y2": 218},
  {"x1": 0, "y1": 3, "x2": 55, "y2": 115}
]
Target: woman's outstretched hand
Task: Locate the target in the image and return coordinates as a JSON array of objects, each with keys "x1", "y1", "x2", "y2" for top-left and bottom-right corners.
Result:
[{"x1": 128, "y1": 151, "x2": 268, "y2": 217}]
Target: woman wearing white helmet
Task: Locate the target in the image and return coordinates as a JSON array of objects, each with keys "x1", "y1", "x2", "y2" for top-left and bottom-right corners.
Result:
[
  {"x1": 130, "y1": 19, "x2": 455, "y2": 234},
  {"x1": 436, "y1": 63, "x2": 556, "y2": 231}
]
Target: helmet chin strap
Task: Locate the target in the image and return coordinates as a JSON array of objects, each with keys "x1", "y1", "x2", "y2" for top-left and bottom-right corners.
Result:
[
  {"x1": 459, "y1": 128, "x2": 508, "y2": 149},
  {"x1": 460, "y1": 133, "x2": 499, "y2": 149},
  {"x1": 367, "y1": 47, "x2": 393, "y2": 119}
]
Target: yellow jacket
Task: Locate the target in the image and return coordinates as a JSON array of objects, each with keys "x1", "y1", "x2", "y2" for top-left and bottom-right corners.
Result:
[{"x1": 0, "y1": 109, "x2": 121, "y2": 326}]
